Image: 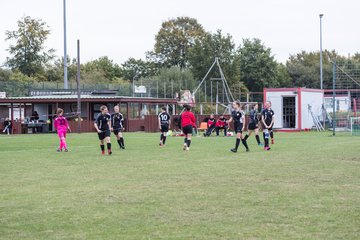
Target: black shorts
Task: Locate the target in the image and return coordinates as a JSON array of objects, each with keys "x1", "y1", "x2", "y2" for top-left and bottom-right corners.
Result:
[
  {"x1": 234, "y1": 123, "x2": 243, "y2": 133},
  {"x1": 160, "y1": 125, "x2": 169, "y2": 133},
  {"x1": 98, "y1": 129, "x2": 111, "y2": 140},
  {"x1": 248, "y1": 122, "x2": 259, "y2": 130},
  {"x1": 182, "y1": 125, "x2": 193, "y2": 135},
  {"x1": 113, "y1": 128, "x2": 122, "y2": 135},
  {"x1": 265, "y1": 122, "x2": 273, "y2": 131}
]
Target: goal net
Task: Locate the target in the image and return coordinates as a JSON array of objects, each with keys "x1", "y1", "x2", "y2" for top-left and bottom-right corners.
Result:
[{"x1": 350, "y1": 117, "x2": 360, "y2": 136}]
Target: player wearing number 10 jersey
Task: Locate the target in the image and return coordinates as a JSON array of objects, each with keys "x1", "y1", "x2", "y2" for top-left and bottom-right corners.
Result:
[{"x1": 158, "y1": 107, "x2": 171, "y2": 146}]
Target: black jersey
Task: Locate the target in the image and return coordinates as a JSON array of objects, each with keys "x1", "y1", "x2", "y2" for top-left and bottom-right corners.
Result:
[
  {"x1": 95, "y1": 113, "x2": 111, "y2": 131},
  {"x1": 249, "y1": 109, "x2": 259, "y2": 124},
  {"x1": 231, "y1": 110, "x2": 245, "y2": 125},
  {"x1": 158, "y1": 112, "x2": 171, "y2": 126},
  {"x1": 111, "y1": 112, "x2": 124, "y2": 129},
  {"x1": 262, "y1": 108, "x2": 275, "y2": 125}
]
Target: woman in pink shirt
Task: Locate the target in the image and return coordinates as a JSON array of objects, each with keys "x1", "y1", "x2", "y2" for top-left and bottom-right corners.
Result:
[{"x1": 54, "y1": 108, "x2": 71, "y2": 152}]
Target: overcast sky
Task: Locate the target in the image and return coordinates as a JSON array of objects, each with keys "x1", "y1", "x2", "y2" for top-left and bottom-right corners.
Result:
[{"x1": 0, "y1": 0, "x2": 359, "y2": 66}]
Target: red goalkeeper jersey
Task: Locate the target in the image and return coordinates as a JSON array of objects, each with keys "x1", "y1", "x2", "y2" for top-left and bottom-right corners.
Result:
[{"x1": 181, "y1": 111, "x2": 196, "y2": 128}]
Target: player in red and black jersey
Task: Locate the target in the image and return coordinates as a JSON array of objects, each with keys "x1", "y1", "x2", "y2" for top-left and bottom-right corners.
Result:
[
  {"x1": 111, "y1": 105, "x2": 125, "y2": 149},
  {"x1": 158, "y1": 107, "x2": 171, "y2": 146},
  {"x1": 204, "y1": 114, "x2": 216, "y2": 137},
  {"x1": 94, "y1": 105, "x2": 112, "y2": 155},
  {"x1": 181, "y1": 105, "x2": 196, "y2": 151},
  {"x1": 215, "y1": 115, "x2": 228, "y2": 136},
  {"x1": 228, "y1": 101, "x2": 249, "y2": 153}
]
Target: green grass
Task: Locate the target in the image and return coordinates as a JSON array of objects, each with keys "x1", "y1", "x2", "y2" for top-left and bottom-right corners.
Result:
[{"x1": 0, "y1": 132, "x2": 359, "y2": 239}]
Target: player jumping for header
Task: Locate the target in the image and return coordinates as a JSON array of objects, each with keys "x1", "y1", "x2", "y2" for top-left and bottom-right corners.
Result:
[
  {"x1": 229, "y1": 101, "x2": 249, "y2": 153},
  {"x1": 158, "y1": 106, "x2": 171, "y2": 146},
  {"x1": 94, "y1": 105, "x2": 112, "y2": 155},
  {"x1": 111, "y1": 105, "x2": 125, "y2": 149},
  {"x1": 261, "y1": 101, "x2": 275, "y2": 151}
]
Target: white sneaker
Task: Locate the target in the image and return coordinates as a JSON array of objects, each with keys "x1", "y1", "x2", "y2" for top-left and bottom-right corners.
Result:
[
  {"x1": 186, "y1": 147, "x2": 190, "y2": 151},
  {"x1": 183, "y1": 144, "x2": 187, "y2": 150}
]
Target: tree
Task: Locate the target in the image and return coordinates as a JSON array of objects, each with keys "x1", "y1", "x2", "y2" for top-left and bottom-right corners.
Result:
[
  {"x1": 238, "y1": 38, "x2": 278, "y2": 92},
  {"x1": 145, "y1": 66, "x2": 196, "y2": 98},
  {"x1": 88, "y1": 56, "x2": 122, "y2": 80},
  {"x1": 188, "y1": 30, "x2": 241, "y2": 86},
  {"x1": 121, "y1": 58, "x2": 157, "y2": 81},
  {"x1": 5, "y1": 16, "x2": 55, "y2": 77},
  {"x1": 147, "y1": 17, "x2": 206, "y2": 68},
  {"x1": 285, "y1": 50, "x2": 342, "y2": 89},
  {"x1": 276, "y1": 63, "x2": 292, "y2": 88}
]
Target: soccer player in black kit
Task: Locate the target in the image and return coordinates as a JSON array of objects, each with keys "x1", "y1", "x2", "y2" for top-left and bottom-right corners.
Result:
[
  {"x1": 111, "y1": 105, "x2": 125, "y2": 149},
  {"x1": 261, "y1": 101, "x2": 275, "y2": 151},
  {"x1": 158, "y1": 107, "x2": 171, "y2": 146},
  {"x1": 228, "y1": 101, "x2": 249, "y2": 153},
  {"x1": 94, "y1": 105, "x2": 112, "y2": 155},
  {"x1": 244, "y1": 104, "x2": 262, "y2": 145}
]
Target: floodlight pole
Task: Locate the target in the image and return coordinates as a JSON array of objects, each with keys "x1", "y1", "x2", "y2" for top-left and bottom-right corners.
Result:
[
  {"x1": 76, "y1": 39, "x2": 81, "y2": 133},
  {"x1": 319, "y1": 14, "x2": 324, "y2": 90},
  {"x1": 63, "y1": 0, "x2": 68, "y2": 89},
  {"x1": 332, "y1": 60, "x2": 336, "y2": 136}
]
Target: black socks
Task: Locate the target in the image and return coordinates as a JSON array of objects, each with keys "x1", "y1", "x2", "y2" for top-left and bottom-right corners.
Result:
[
  {"x1": 241, "y1": 138, "x2": 249, "y2": 150},
  {"x1": 235, "y1": 138, "x2": 240, "y2": 150},
  {"x1": 163, "y1": 136, "x2": 167, "y2": 144},
  {"x1": 263, "y1": 133, "x2": 269, "y2": 147},
  {"x1": 107, "y1": 143, "x2": 111, "y2": 150},
  {"x1": 100, "y1": 144, "x2": 105, "y2": 151},
  {"x1": 255, "y1": 135, "x2": 260, "y2": 144},
  {"x1": 187, "y1": 139, "x2": 191, "y2": 147},
  {"x1": 244, "y1": 134, "x2": 249, "y2": 140}
]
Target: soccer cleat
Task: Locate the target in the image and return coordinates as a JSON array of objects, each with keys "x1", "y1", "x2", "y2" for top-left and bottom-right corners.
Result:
[
  {"x1": 271, "y1": 139, "x2": 274, "y2": 144},
  {"x1": 264, "y1": 147, "x2": 271, "y2": 151},
  {"x1": 56, "y1": 148, "x2": 61, "y2": 152},
  {"x1": 101, "y1": 151, "x2": 105, "y2": 155},
  {"x1": 183, "y1": 144, "x2": 187, "y2": 151},
  {"x1": 64, "y1": 149, "x2": 69, "y2": 152},
  {"x1": 246, "y1": 148, "x2": 250, "y2": 152},
  {"x1": 121, "y1": 146, "x2": 125, "y2": 149},
  {"x1": 186, "y1": 147, "x2": 190, "y2": 151},
  {"x1": 108, "y1": 150, "x2": 112, "y2": 155},
  {"x1": 230, "y1": 148, "x2": 237, "y2": 153}
]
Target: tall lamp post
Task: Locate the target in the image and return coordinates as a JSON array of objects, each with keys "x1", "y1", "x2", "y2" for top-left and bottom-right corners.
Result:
[
  {"x1": 319, "y1": 14, "x2": 324, "y2": 89},
  {"x1": 63, "y1": 0, "x2": 68, "y2": 89}
]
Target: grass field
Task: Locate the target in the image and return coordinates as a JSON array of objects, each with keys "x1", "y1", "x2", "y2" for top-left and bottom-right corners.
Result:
[{"x1": 0, "y1": 132, "x2": 359, "y2": 239}]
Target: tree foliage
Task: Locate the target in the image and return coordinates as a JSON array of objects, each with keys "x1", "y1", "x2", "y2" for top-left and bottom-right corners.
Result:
[
  {"x1": 121, "y1": 58, "x2": 157, "y2": 80},
  {"x1": 5, "y1": 16, "x2": 55, "y2": 77},
  {"x1": 238, "y1": 38, "x2": 278, "y2": 92},
  {"x1": 147, "y1": 17, "x2": 206, "y2": 68},
  {"x1": 188, "y1": 30, "x2": 240, "y2": 86}
]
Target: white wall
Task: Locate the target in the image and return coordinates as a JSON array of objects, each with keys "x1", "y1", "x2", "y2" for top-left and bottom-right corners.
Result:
[
  {"x1": 265, "y1": 91, "x2": 298, "y2": 129},
  {"x1": 301, "y1": 91, "x2": 323, "y2": 129}
]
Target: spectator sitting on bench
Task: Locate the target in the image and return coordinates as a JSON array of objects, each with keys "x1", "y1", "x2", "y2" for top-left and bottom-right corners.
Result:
[
  {"x1": 204, "y1": 114, "x2": 216, "y2": 137},
  {"x1": 215, "y1": 115, "x2": 228, "y2": 136},
  {"x1": 3, "y1": 117, "x2": 12, "y2": 135}
]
